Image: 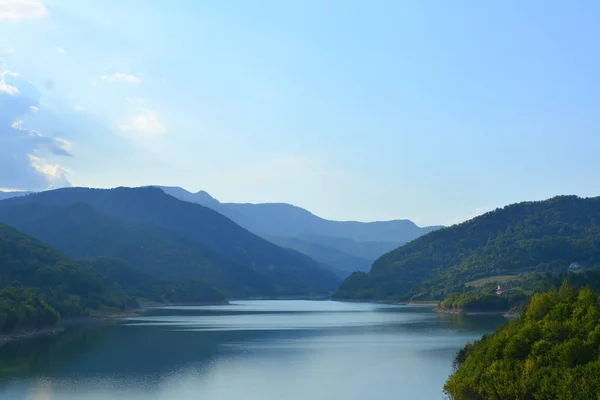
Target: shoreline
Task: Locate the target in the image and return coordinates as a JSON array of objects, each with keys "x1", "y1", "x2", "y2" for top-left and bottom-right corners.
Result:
[
  {"x1": 0, "y1": 299, "x2": 235, "y2": 346},
  {"x1": 0, "y1": 309, "x2": 144, "y2": 348},
  {"x1": 435, "y1": 307, "x2": 521, "y2": 319},
  {"x1": 332, "y1": 298, "x2": 439, "y2": 307}
]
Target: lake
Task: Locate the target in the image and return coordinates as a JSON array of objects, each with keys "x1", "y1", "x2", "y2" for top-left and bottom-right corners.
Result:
[{"x1": 0, "y1": 300, "x2": 505, "y2": 400}]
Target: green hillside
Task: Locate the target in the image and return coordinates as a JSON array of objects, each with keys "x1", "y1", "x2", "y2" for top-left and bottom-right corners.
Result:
[
  {"x1": 445, "y1": 283, "x2": 600, "y2": 399},
  {"x1": 0, "y1": 188, "x2": 340, "y2": 296},
  {"x1": 0, "y1": 202, "x2": 274, "y2": 297},
  {"x1": 334, "y1": 196, "x2": 600, "y2": 302},
  {"x1": 0, "y1": 224, "x2": 135, "y2": 333},
  {"x1": 82, "y1": 258, "x2": 226, "y2": 304}
]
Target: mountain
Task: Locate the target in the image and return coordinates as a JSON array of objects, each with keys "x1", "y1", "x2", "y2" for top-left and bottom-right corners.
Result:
[
  {"x1": 334, "y1": 195, "x2": 600, "y2": 302},
  {"x1": 153, "y1": 186, "x2": 442, "y2": 276},
  {"x1": 0, "y1": 223, "x2": 135, "y2": 333},
  {"x1": 445, "y1": 283, "x2": 600, "y2": 399},
  {"x1": 81, "y1": 258, "x2": 227, "y2": 304},
  {"x1": 0, "y1": 202, "x2": 271, "y2": 296},
  {"x1": 0, "y1": 187, "x2": 340, "y2": 296},
  {"x1": 0, "y1": 191, "x2": 31, "y2": 201}
]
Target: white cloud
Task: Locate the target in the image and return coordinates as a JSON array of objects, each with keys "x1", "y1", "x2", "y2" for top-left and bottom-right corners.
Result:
[
  {"x1": 119, "y1": 110, "x2": 166, "y2": 135},
  {"x1": 54, "y1": 137, "x2": 72, "y2": 152},
  {"x1": 0, "y1": 76, "x2": 19, "y2": 94},
  {"x1": 55, "y1": 46, "x2": 66, "y2": 55},
  {"x1": 0, "y1": 0, "x2": 48, "y2": 22},
  {"x1": 73, "y1": 105, "x2": 84, "y2": 111},
  {"x1": 28, "y1": 154, "x2": 71, "y2": 188},
  {"x1": 1, "y1": 67, "x2": 72, "y2": 190},
  {"x1": 29, "y1": 105, "x2": 38, "y2": 112},
  {"x1": 100, "y1": 72, "x2": 141, "y2": 84}
]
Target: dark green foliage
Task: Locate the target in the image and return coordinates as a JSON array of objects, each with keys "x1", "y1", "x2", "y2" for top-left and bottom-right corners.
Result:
[
  {"x1": 441, "y1": 270, "x2": 600, "y2": 313},
  {"x1": 0, "y1": 188, "x2": 341, "y2": 296},
  {"x1": 440, "y1": 290, "x2": 528, "y2": 312},
  {"x1": 82, "y1": 258, "x2": 226, "y2": 304},
  {"x1": 0, "y1": 288, "x2": 60, "y2": 332},
  {"x1": 445, "y1": 284, "x2": 600, "y2": 399},
  {"x1": 0, "y1": 224, "x2": 136, "y2": 333},
  {"x1": 0, "y1": 202, "x2": 271, "y2": 297},
  {"x1": 334, "y1": 196, "x2": 600, "y2": 301}
]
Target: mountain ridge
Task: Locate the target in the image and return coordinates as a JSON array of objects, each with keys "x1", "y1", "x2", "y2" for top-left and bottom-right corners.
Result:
[
  {"x1": 334, "y1": 195, "x2": 600, "y2": 302},
  {"x1": 0, "y1": 187, "x2": 340, "y2": 296}
]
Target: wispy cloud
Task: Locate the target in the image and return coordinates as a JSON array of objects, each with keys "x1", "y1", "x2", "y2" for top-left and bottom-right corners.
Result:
[
  {"x1": 100, "y1": 72, "x2": 141, "y2": 84},
  {"x1": 0, "y1": 0, "x2": 48, "y2": 22},
  {"x1": 73, "y1": 105, "x2": 84, "y2": 111},
  {"x1": 119, "y1": 110, "x2": 166, "y2": 135},
  {"x1": 55, "y1": 46, "x2": 66, "y2": 55},
  {"x1": 0, "y1": 68, "x2": 72, "y2": 190},
  {"x1": 0, "y1": 71, "x2": 19, "y2": 95},
  {"x1": 28, "y1": 155, "x2": 71, "y2": 188}
]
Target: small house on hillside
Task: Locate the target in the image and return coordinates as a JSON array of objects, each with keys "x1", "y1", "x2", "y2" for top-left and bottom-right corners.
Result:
[
  {"x1": 568, "y1": 262, "x2": 583, "y2": 274},
  {"x1": 496, "y1": 284, "x2": 507, "y2": 296}
]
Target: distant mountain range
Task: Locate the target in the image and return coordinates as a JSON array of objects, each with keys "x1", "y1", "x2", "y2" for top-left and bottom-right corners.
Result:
[
  {"x1": 0, "y1": 187, "x2": 442, "y2": 279},
  {"x1": 0, "y1": 187, "x2": 340, "y2": 297},
  {"x1": 155, "y1": 186, "x2": 443, "y2": 276}
]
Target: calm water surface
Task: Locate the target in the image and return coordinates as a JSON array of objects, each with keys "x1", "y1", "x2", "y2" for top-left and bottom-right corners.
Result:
[{"x1": 0, "y1": 300, "x2": 505, "y2": 400}]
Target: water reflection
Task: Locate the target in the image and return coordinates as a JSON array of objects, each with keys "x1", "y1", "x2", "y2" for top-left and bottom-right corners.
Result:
[{"x1": 0, "y1": 301, "x2": 506, "y2": 400}]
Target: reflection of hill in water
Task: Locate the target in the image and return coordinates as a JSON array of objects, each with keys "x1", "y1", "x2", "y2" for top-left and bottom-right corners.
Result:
[{"x1": 0, "y1": 303, "x2": 507, "y2": 397}]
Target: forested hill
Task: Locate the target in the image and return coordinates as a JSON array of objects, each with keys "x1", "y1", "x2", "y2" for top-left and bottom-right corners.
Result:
[
  {"x1": 334, "y1": 195, "x2": 600, "y2": 302},
  {"x1": 0, "y1": 223, "x2": 136, "y2": 333},
  {"x1": 445, "y1": 283, "x2": 600, "y2": 399},
  {"x1": 0, "y1": 187, "x2": 340, "y2": 296}
]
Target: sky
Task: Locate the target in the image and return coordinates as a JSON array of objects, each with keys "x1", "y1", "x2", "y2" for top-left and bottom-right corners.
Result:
[{"x1": 0, "y1": 0, "x2": 599, "y2": 226}]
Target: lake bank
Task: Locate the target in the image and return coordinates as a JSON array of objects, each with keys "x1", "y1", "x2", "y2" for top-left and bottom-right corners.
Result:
[
  {"x1": 435, "y1": 307, "x2": 521, "y2": 319},
  {"x1": 0, "y1": 309, "x2": 143, "y2": 348}
]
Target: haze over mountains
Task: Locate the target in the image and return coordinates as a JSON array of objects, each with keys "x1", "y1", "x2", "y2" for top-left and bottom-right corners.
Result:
[
  {"x1": 0, "y1": 187, "x2": 442, "y2": 279},
  {"x1": 0, "y1": 187, "x2": 340, "y2": 298},
  {"x1": 155, "y1": 186, "x2": 443, "y2": 276}
]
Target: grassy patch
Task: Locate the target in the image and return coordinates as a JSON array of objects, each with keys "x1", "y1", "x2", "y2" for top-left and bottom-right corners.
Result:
[{"x1": 465, "y1": 275, "x2": 521, "y2": 287}]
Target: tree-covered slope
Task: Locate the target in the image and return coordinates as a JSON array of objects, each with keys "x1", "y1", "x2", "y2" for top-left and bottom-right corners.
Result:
[
  {"x1": 82, "y1": 258, "x2": 226, "y2": 304},
  {"x1": 334, "y1": 196, "x2": 600, "y2": 301},
  {"x1": 0, "y1": 224, "x2": 135, "y2": 333},
  {"x1": 0, "y1": 202, "x2": 274, "y2": 297},
  {"x1": 0, "y1": 188, "x2": 340, "y2": 295},
  {"x1": 445, "y1": 283, "x2": 600, "y2": 399}
]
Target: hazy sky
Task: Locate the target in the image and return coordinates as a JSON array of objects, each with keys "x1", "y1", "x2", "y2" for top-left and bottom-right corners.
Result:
[{"x1": 1, "y1": 0, "x2": 599, "y2": 226}]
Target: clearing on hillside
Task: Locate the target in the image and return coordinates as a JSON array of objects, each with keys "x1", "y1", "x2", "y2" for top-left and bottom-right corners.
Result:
[{"x1": 465, "y1": 275, "x2": 521, "y2": 287}]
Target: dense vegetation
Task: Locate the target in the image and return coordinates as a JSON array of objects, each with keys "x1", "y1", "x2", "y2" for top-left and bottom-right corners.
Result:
[
  {"x1": 0, "y1": 224, "x2": 136, "y2": 333},
  {"x1": 334, "y1": 196, "x2": 600, "y2": 302},
  {"x1": 0, "y1": 188, "x2": 340, "y2": 296},
  {"x1": 83, "y1": 258, "x2": 226, "y2": 304},
  {"x1": 440, "y1": 270, "x2": 600, "y2": 313},
  {"x1": 0, "y1": 202, "x2": 273, "y2": 297},
  {"x1": 445, "y1": 283, "x2": 600, "y2": 399}
]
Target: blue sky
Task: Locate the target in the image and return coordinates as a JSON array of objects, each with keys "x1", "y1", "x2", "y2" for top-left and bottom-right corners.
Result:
[{"x1": 0, "y1": 0, "x2": 599, "y2": 226}]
